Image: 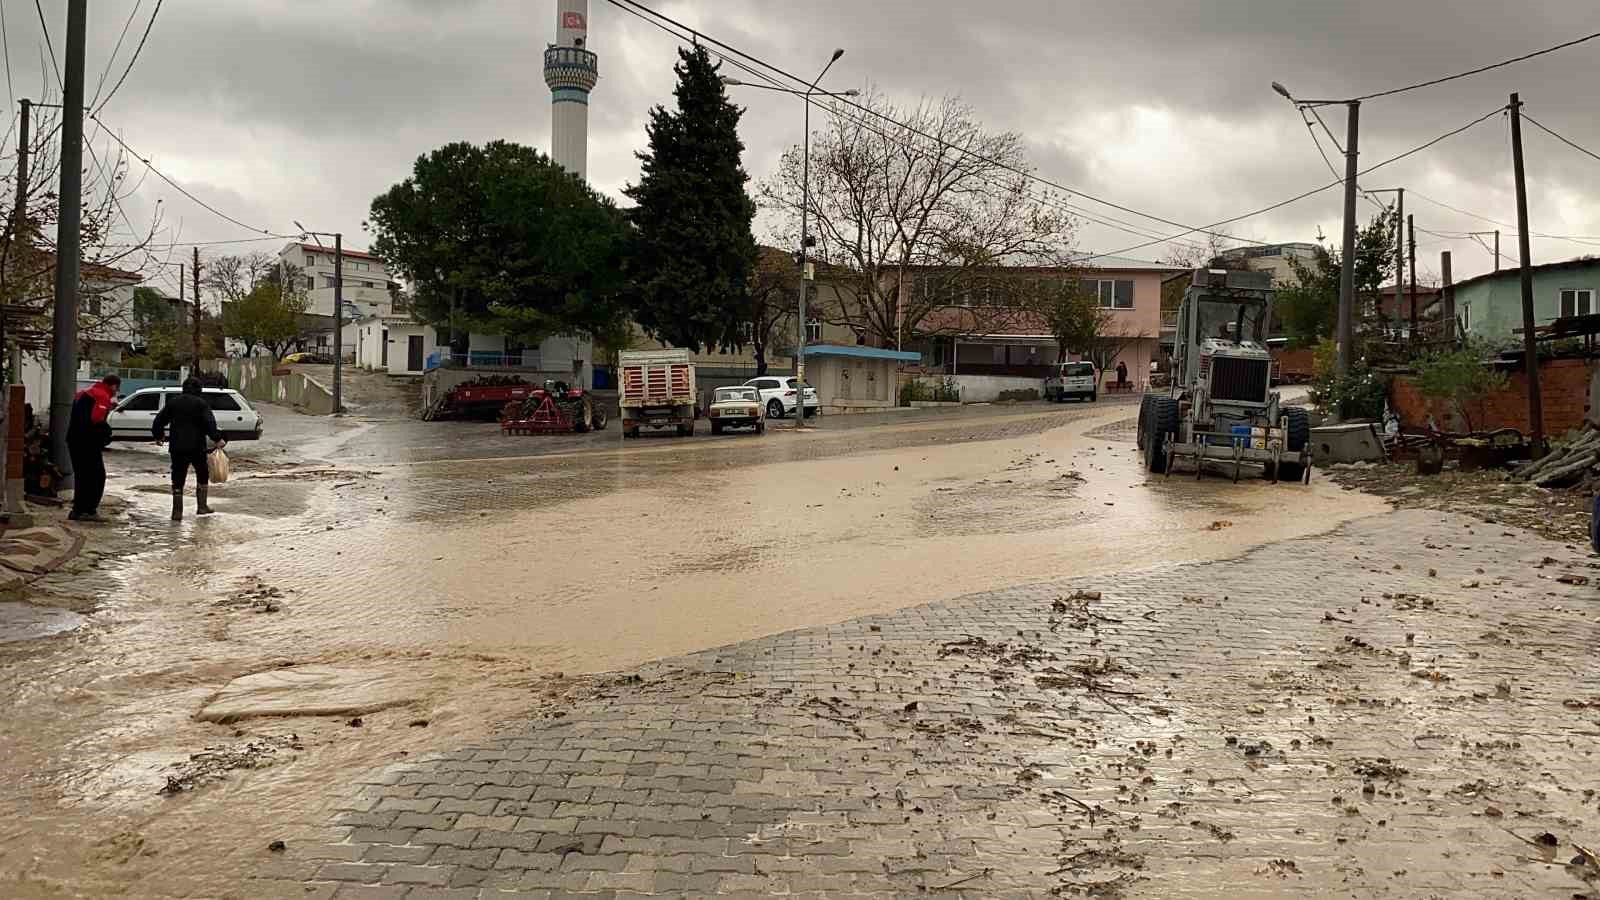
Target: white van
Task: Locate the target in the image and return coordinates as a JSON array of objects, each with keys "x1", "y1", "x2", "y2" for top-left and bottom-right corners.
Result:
[{"x1": 1044, "y1": 361, "x2": 1098, "y2": 403}]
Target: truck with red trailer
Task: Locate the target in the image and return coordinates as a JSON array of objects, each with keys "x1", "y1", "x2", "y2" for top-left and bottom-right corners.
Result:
[{"x1": 619, "y1": 349, "x2": 697, "y2": 438}]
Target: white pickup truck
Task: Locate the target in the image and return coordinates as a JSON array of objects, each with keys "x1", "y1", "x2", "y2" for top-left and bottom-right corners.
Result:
[
  {"x1": 1043, "y1": 361, "x2": 1099, "y2": 403},
  {"x1": 619, "y1": 349, "x2": 697, "y2": 438}
]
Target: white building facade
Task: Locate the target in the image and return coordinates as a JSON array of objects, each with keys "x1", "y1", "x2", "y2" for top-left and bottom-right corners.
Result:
[{"x1": 277, "y1": 241, "x2": 399, "y2": 321}]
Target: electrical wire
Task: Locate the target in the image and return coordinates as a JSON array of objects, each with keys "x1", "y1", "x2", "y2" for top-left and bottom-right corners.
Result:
[
  {"x1": 90, "y1": 0, "x2": 143, "y2": 110},
  {"x1": 1521, "y1": 112, "x2": 1600, "y2": 165},
  {"x1": 31, "y1": 0, "x2": 59, "y2": 90},
  {"x1": 1345, "y1": 30, "x2": 1600, "y2": 103},
  {"x1": 93, "y1": 0, "x2": 162, "y2": 115},
  {"x1": 612, "y1": 0, "x2": 1216, "y2": 258},
  {"x1": 610, "y1": 0, "x2": 1265, "y2": 251},
  {"x1": 0, "y1": 0, "x2": 15, "y2": 110},
  {"x1": 1406, "y1": 189, "x2": 1600, "y2": 245},
  {"x1": 87, "y1": 111, "x2": 295, "y2": 240}
]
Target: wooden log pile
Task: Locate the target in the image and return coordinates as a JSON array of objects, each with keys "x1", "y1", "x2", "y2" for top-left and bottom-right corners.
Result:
[{"x1": 1513, "y1": 427, "x2": 1600, "y2": 488}]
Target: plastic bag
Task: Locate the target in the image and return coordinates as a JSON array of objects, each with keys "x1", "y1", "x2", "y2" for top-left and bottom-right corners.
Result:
[{"x1": 208, "y1": 447, "x2": 230, "y2": 484}]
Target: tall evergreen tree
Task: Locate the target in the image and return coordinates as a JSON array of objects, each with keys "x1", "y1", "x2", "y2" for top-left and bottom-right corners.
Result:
[{"x1": 625, "y1": 45, "x2": 758, "y2": 353}]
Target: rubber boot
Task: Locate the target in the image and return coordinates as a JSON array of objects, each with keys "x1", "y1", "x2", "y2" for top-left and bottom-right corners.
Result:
[
  {"x1": 171, "y1": 488, "x2": 183, "y2": 521},
  {"x1": 196, "y1": 485, "x2": 214, "y2": 516}
]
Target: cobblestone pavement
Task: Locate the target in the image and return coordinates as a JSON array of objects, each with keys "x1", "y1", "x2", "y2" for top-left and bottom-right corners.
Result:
[{"x1": 255, "y1": 508, "x2": 1600, "y2": 899}]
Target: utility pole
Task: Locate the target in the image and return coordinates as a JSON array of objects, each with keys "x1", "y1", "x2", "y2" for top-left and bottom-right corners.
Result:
[
  {"x1": 1440, "y1": 250, "x2": 1454, "y2": 343},
  {"x1": 48, "y1": 0, "x2": 87, "y2": 488},
  {"x1": 1335, "y1": 100, "x2": 1360, "y2": 377},
  {"x1": 1509, "y1": 92, "x2": 1543, "y2": 453},
  {"x1": 1393, "y1": 188, "x2": 1404, "y2": 339},
  {"x1": 1494, "y1": 230, "x2": 1501, "y2": 272},
  {"x1": 1407, "y1": 214, "x2": 1418, "y2": 343},
  {"x1": 191, "y1": 247, "x2": 202, "y2": 371},
  {"x1": 333, "y1": 232, "x2": 343, "y2": 414},
  {"x1": 1, "y1": 98, "x2": 31, "y2": 519}
]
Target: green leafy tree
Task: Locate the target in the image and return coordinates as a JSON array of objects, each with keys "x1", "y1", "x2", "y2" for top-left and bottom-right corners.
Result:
[
  {"x1": 1415, "y1": 337, "x2": 1508, "y2": 432},
  {"x1": 367, "y1": 141, "x2": 629, "y2": 348},
  {"x1": 1276, "y1": 211, "x2": 1397, "y2": 348},
  {"x1": 624, "y1": 45, "x2": 758, "y2": 354},
  {"x1": 223, "y1": 282, "x2": 306, "y2": 359}
]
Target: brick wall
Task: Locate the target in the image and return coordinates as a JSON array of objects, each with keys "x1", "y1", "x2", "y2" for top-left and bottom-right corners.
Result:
[{"x1": 1391, "y1": 357, "x2": 1594, "y2": 434}]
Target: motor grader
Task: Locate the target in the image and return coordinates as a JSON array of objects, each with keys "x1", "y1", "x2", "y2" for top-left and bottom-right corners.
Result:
[{"x1": 1137, "y1": 268, "x2": 1312, "y2": 482}]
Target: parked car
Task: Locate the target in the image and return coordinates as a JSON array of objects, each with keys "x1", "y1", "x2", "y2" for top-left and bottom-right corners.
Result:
[
  {"x1": 107, "y1": 387, "x2": 264, "y2": 441},
  {"x1": 707, "y1": 386, "x2": 764, "y2": 435},
  {"x1": 743, "y1": 375, "x2": 819, "y2": 420},
  {"x1": 1044, "y1": 361, "x2": 1099, "y2": 403},
  {"x1": 282, "y1": 352, "x2": 332, "y2": 364}
]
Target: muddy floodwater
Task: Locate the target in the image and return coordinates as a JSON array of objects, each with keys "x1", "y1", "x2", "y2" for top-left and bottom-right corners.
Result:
[{"x1": 0, "y1": 398, "x2": 1385, "y2": 896}]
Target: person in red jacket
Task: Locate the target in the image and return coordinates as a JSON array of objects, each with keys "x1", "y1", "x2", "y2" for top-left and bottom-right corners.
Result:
[{"x1": 65, "y1": 375, "x2": 120, "y2": 522}]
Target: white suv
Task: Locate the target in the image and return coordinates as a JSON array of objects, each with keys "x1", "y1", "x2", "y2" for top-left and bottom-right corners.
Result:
[
  {"x1": 107, "y1": 387, "x2": 264, "y2": 441},
  {"x1": 744, "y1": 376, "x2": 819, "y2": 419}
]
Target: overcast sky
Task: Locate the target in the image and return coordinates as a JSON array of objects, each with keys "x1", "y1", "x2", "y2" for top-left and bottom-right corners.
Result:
[{"x1": 7, "y1": 0, "x2": 1600, "y2": 295}]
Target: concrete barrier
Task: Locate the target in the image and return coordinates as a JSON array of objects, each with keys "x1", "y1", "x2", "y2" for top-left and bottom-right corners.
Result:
[
  {"x1": 206, "y1": 358, "x2": 335, "y2": 415},
  {"x1": 947, "y1": 374, "x2": 1045, "y2": 403},
  {"x1": 1310, "y1": 422, "x2": 1385, "y2": 464}
]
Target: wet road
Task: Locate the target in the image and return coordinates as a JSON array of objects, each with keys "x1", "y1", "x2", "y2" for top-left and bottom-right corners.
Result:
[{"x1": 0, "y1": 388, "x2": 1384, "y2": 897}]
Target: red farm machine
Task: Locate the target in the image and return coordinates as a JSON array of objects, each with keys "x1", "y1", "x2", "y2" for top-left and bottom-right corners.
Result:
[{"x1": 499, "y1": 381, "x2": 608, "y2": 435}]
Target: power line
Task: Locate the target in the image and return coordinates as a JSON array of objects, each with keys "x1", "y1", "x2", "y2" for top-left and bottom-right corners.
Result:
[
  {"x1": 90, "y1": 0, "x2": 142, "y2": 109},
  {"x1": 612, "y1": 0, "x2": 1217, "y2": 256},
  {"x1": 31, "y1": 0, "x2": 59, "y2": 90},
  {"x1": 1521, "y1": 111, "x2": 1600, "y2": 165},
  {"x1": 93, "y1": 0, "x2": 162, "y2": 115},
  {"x1": 1345, "y1": 30, "x2": 1600, "y2": 103},
  {"x1": 0, "y1": 0, "x2": 14, "y2": 110},
  {"x1": 87, "y1": 111, "x2": 294, "y2": 240},
  {"x1": 609, "y1": 0, "x2": 1265, "y2": 251},
  {"x1": 1091, "y1": 103, "x2": 1509, "y2": 260},
  {"x1": 1406, "y1": 189, "x2": 1600, "y2": 245}
]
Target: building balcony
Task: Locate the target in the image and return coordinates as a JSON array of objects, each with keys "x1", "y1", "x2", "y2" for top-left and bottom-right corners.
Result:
[{"x1": 544, "y1": 46, "x2": 598, "y2": 92}]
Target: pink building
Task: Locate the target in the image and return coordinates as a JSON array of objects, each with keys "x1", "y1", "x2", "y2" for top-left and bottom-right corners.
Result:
[{"x1": 898, "y1": 257, "x2": 1183, "y2": 388}]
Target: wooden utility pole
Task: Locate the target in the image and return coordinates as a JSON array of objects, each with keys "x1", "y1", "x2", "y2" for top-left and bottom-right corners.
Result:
[
  {"x1": 1394, "y1": 188, "x2": 1404, "y2": 338},
  {"x1": 1335, "y1": 101, "x2": 1361, "y2": 377},
  {"x1": 1509, "y1": 92, "x2": 1543, "y2": 453},
  {"x1": 1407, "y1": 215, "x2": 1418, "y2": 342},
  {"x1": 1440, "y1": 251, "x2": 1455, "y2": 343},
  {"x1": 1494, "y1": 230, "x2": 1501, "y2": 271},
  {"x1": 192, "y1": 247, "x2": 202, "y2": 370}
]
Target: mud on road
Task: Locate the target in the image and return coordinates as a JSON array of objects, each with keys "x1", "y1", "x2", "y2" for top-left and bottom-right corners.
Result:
[{"x1": 0, "y1": 397, "x2": 1385, "y2": 897}]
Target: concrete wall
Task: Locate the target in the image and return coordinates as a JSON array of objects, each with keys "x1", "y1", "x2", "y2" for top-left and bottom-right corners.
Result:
[
  {"x1": 207, "y1": 358, "x2": 335, "y2": 415},
  {"x1": 948, "y1": 373, "x2": 1044, "y2": 403},
  {"x1": 1390, "y1": 357, "x2": 1593, "y2": 435}
]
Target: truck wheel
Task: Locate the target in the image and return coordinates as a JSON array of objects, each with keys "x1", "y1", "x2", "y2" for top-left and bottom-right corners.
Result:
[
  {"x1": 1146, "y1": 398, "x2": 1179, "y2": 474},
  {"x1": 711, "y1": 421, "x2": 723, "y2": 435},
  {"x1": 572, "y1": 400, "x2": 592, "y2": 433},
  {"x1": 1090, "y1": 392, "x2": 1098, "y2": 403},
  {"x1": 755, "y1": 421, "x2": 765, "y2": 435},
  {"x1": 591, "y1": 407, "x2": 608, "y2": 431},
  {"x1": 624, "y1": 427, "x2": 639, "y2": 440},
  {"x1": 767, "y1": 399, "x2": 785, "y2": 420},
  {"x1": 1277, "y1": 406, "x2": 1311, "y2": 482},
  {"x1": 1136, "y1": 396, "x2": 1151, "y2": 450}
]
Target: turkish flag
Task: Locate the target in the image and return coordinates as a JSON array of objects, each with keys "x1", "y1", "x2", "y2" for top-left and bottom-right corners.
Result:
[{"x1": 562, "y1": 11, "x2": 587, "y2": 30}]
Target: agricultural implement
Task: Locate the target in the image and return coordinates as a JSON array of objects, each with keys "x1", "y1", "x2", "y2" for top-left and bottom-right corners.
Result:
[
  {"x1": 499, "y1": 381, "x2": 607, "y2": 435},
  {"x1": 423, "y1": 375, "x2": 535, "y2": 421}
]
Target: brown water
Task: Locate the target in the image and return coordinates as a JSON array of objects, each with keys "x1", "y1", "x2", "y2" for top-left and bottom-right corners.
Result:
[{"x1": 0, "y1": 401, "x2": 1386, "y2": 897}]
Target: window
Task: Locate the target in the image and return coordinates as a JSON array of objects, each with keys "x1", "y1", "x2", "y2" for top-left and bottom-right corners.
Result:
[
  {"x1": 86, "y1": 296, "x2": 102, "y2": 315},
  {"x1": 754, "y1": 379, "x2": 779, "y2": 390},
  {"x1": 323, "y1": 276, "x2": 336, "y2": 288},
  {"x1": 305, "y1": 254, "x2": 316, "y2": 267},
  {"x1": 1462, "y1": 303, "x2": 1471, "y2": 332},
  {"x1": 1078, "y1": 279, "x2": 1134, "y2": 309},
  {"x1": 1560, "y1": 289, "x2": 1594, "y2": 318},
  {"x1": 119, "y1": 391, "x2": 160, "y2": 412},
  {"x1": 304, "y1": 276, "x2": 315, "y2": 290},
  {"x1": 203, "y1": 393, "x2": 241, "y2": 412},
  {"x1": 805, "y1": 319, "x2": 822, "y2": 342}
]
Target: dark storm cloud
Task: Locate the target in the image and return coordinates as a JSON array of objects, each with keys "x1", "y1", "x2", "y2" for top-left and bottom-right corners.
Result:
[{"x1": 10, "y1": 0, "x2": 1598, "y2": 278}]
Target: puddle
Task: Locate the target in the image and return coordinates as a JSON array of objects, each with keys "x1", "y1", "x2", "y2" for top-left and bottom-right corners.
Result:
[{"x1": 0, "y1": 601, "x2": 83, "y2": 642}]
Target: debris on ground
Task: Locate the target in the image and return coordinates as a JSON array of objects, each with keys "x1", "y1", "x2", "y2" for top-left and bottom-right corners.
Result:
[
  {"x1": 215, "y1": 576, "x2": 287, "y2": 613},
  {"x1": 158, "y1": 734, "x2": 303, "y2": 795},
  {"x1": 1326, "y1": 461, "x2": 1591, "y2": 544}
]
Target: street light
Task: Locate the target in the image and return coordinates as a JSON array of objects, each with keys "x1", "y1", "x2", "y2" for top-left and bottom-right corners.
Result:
[
  {"x1": 724, "y1": 50, "x2": 852, "y2": 429},
  {"x1": 1272, "y1": 81, "x2": 1360, "y2": 382},
  {"x1": 295, "y1": 220, "x2": 344, "y2": 414}
]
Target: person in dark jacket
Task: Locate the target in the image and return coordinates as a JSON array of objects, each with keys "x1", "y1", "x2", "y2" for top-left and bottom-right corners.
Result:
[
  {"x1": 153, "y1": 378, "x2": 225, "y2": 520},
  {"x1": 66, "y1": 374, "x2": 120, "y2": 521}
]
